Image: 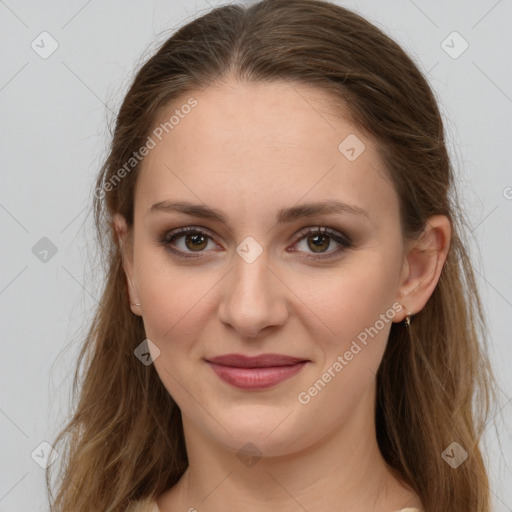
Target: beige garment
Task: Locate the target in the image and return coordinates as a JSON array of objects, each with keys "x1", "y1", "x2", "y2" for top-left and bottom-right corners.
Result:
[
  {"x1": 127, "y1": 497, "x2": 422, "y2": 512},
  {"x1": 125, "y1": 497, "x2": 158, "y2": 512}
]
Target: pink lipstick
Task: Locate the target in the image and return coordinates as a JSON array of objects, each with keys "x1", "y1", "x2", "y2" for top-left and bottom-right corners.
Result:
[{"x1": 205, "y1": 353, "x2": 309, "y2": 390}]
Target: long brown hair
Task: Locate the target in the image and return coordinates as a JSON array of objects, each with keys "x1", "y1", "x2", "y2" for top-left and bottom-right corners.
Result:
[{"x1": 46, "y1": 1, "x2": 499, "y2": 510}]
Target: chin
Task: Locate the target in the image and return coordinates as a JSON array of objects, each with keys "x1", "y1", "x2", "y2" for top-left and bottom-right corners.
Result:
[{"x1": 206, "y1": 415, "x2": 312, "y2": 459}]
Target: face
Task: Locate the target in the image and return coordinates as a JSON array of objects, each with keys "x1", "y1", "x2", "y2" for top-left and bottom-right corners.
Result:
[{"x1": 117, "y1": 79, "x2": 410, "y2": 457}]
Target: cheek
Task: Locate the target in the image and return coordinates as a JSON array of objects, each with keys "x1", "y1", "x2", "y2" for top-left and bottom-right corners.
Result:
[
  {"x1": 130, "y1": 241, "x2": 402, "y2": 452},
  {"x1": 133, "y1": 242, "x2": 215, "y2": 338},
  {"x1": 294, "y1": 251, "x2": 400, "y2": 347},
  {"x1": 135, "y1": 255, "x2": 213, "y2": 406},
  {"x1": 136, "y1": 236, "x2": 401, "y2": 351},
  {"x1": 292, "y1": 263, "x2": 398, "y2": 438},
  {"x1": 138, "y1": 271, "x2": 212, "y2": 346}
]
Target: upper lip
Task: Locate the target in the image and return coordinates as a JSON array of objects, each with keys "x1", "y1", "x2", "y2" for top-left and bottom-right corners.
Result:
[{"x1": 206, "y1": 353, "x2": 308, "y2": 368}]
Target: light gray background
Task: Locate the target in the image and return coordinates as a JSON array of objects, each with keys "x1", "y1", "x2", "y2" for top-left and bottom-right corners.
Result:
[{"x1": 1, "y1": 0, "x2": 511, "y2": 510}]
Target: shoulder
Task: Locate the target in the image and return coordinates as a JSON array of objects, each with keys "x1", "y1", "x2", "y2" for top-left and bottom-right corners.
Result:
[
  {"x1": 125, "y1": 498, "x2": 421, "y2": 512},
  {"x1": 125, "y1": 496, "x2": 159, "y2": 512}
]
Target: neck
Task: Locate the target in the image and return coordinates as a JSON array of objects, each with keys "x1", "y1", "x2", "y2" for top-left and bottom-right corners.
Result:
[{"x1": 158, "y1": 381, "x2": 420, "y2": 512}]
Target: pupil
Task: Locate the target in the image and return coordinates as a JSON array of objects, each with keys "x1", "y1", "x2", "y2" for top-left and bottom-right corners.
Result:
[
  {"x1": 188, "y1": 233, "x2": 207, "y2": 250},
  {"x1": 309, "y1": 235, "x2": 328, "y2": 252}
]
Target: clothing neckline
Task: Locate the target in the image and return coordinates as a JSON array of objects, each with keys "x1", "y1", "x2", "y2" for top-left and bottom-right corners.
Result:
[{"x1": 150, "y1": 499, "x2": 421, "y2": 512}]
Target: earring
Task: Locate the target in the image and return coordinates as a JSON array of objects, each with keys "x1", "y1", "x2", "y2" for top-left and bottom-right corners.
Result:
[{"x1": 400, "y1": 303, "x2": 412, "y2": 327}]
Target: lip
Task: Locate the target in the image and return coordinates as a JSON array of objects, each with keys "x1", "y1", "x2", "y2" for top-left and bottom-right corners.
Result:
[
  {"x1": 206, "y1": 353, "x2": 308, "y2": 367},
  {"x1": 205, "y1": 353, "x2": 309, "y2": 390}
]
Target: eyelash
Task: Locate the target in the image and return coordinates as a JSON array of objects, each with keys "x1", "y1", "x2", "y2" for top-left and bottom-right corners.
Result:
[{"x1": 157, "y1": 226, "x2": 352, "y2": 260}]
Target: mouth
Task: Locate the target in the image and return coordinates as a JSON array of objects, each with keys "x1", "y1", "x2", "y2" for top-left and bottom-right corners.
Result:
[
  {"x1": 206, "y1": 353, "x2": 308, "y2": 367},
  {"x1": 205, "y1": 353, "x2": 310, "y2": 390}
]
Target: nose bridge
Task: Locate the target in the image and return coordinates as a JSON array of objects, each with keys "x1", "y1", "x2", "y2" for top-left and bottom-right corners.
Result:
[
  {"x1": 231, "y1": 237, "x2": 272, "y2": 307},
  {"x1": 218, "y1": 237, "x2": 287, "y2": 336}
]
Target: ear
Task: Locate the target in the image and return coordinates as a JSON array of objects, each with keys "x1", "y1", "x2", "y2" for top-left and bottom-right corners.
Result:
[
  {"x1": 395, "y1": 215, "x2": 452, "y2": 322},
  {"x1": 113, "y1": 213, "x2": 142, "y2": 316}
]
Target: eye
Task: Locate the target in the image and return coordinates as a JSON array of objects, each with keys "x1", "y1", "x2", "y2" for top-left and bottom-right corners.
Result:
[
  {"x1": 159, "y1": 227, "x2": 219, "y2": 258},
  {"x1": 291, "y1": 226, "x2": 352, "y2": 259},
  {"x1": 158, "y1": 226, "x2": 352, "y2": 260}
]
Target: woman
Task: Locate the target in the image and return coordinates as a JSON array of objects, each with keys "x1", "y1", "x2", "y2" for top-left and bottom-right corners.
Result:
[{"x1": 46, "y1": 1, "x2": 499, "y2": 511}]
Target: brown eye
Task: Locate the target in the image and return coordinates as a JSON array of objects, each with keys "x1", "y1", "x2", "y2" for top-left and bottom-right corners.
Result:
[
  {"x1": 159, "y1": 227, "x2": 218, "y2": 258},
  {"x1": 306, "y1": 233, "x2": 331, "y2": 253},
  {"x1": 292, "y1": 226, "x2": 352, "y2": 258},
  {"x1": 159, "y1": 225, "x2": 351, "y2": 260},
  {"x1": 182, "y1": 232, "x2": 209, "y2": 252}
]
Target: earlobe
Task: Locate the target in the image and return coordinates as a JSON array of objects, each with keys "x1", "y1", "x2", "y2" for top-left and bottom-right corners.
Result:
[
  {"x1": 112, "y1": 213, "x2": 142, "y2": 316},
  {"x1": 395, "y1": 215, "x2": 452, "y2": 321}
]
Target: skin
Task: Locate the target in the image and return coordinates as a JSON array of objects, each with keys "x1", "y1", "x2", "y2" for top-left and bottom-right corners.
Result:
[{"x1": 114, "y1": 78, "x2": 451, "y2": 512}]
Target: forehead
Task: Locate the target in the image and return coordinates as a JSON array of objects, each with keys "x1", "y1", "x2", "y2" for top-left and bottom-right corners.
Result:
[{"x1": 134, "y1": 80, "x2": 398, "y2": 227}]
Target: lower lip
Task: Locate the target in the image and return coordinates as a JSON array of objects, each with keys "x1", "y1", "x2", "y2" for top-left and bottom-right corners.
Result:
[{"x1": 206, "y1": 361, "x2": 308, "y2": 390}]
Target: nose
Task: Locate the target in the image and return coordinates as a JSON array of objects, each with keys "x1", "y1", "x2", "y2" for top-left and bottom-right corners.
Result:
[{"x1": 217, "y1": 249, "x2": 289, "y2": 339}]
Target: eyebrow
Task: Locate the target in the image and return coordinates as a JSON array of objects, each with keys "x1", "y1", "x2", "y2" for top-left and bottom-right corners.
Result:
[{"x1": 147, "y1": 199, "x2": 369, "y2": 228}]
